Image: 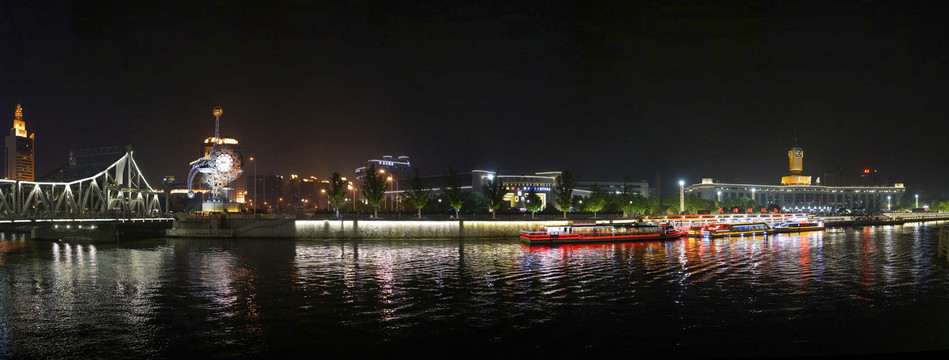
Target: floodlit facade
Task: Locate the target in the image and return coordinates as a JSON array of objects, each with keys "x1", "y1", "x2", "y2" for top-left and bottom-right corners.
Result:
[
  {"x1": 5, "y1": 104, "x2": 34, "y2": 181},
  {"x1": 687, "y1": 144, "x2": 905, "y2": 212}
]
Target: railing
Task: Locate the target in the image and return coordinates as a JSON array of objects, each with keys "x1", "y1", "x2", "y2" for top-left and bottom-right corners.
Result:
[{"x1": 165, "y1": 228, "x2": 233, "y2": 238}]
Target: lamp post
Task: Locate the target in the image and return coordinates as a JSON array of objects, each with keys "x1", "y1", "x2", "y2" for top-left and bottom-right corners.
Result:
[
  {"x1": 386, "y1": 175, "x2": 399, "y2": 212},
  {"x1": 887, "y1": 195, "x2": 891, "y2": 211},
  {"x1": 321, "y1": 188, "x2": 327, "y2": 210},
  {"x1": 915, "y1": 194, "x2": 919, "y2": 209},
  {"x1": 348, "y1": 183, "x2": 356, "y2": 212},
  {"x1": 249, "y1": 156, "x2": 256, "y2": 215},
  {"x1": 717, "y1": 190, "x2": 722, "y2": 202},
  {"x1": 679, "y1": 180, "x2": 685, "y2": 214}
]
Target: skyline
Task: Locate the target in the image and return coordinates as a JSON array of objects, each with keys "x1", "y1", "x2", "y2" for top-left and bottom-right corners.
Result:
[{"x1": 3, "y1": 1, "x2": 948, "y2": 196}]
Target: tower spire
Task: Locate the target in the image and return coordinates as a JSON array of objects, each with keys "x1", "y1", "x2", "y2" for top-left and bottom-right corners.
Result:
[{"x1": 212, "y1": 106, "x2": 222, "y2": 141}]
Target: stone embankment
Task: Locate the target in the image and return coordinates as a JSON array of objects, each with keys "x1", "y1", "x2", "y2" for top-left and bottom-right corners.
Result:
[
  {"x1": 816, "y1": 212, "x2": 949, "y2": 227},
  {"x1": 165, "y1": 212, "x2": 949, "y2": 240}
]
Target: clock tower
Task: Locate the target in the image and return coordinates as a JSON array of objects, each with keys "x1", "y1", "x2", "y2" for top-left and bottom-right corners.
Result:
[{"x1": 781, "y1": 143, "x2": 811, "y2": 186}]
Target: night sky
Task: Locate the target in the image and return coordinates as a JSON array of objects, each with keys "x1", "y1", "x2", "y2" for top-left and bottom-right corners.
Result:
[{"x1": 3, "y1": 1, "x2": 948, "y2": 197}]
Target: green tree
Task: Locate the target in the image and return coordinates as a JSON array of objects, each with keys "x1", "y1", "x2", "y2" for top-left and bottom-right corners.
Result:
[
  {"x1": 684, "y1": 194, "x2": 715, "y2": 214},
  {"x1": 524, "y1": 189, "x2": 543, "y2": 219},
  {"x1": 626, "y1": 194, "x2": 650, "y2": 215},
  {"x1": 444, "y1": 167, "x2": 463, "y2": 219},
  {"x1": 360, "y1": 164, "x2": 388, "y2": 218},
  {"x1": 617, "y1": 174, "x2": 635, "y2": 218},
  {"x1": 553, "y1": 170, "x2": 577, "y2": 219},
  {"x1": 482, "y1": 176, "x2": 507, "y2": 219},
  {"x1": 404, "y1": 168, "x2": 430, "y2": 219},
  {"x1": 325, "y1": 172, "x2": 347, "y2": 218},
  {"x1": 584, "y1": 182, "x2": 606, "y2": 218}
]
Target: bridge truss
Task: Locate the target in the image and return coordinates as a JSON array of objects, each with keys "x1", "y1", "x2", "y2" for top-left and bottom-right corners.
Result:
[{"x1": 0, "y1": 150, "x2": 162, "y2": 218}]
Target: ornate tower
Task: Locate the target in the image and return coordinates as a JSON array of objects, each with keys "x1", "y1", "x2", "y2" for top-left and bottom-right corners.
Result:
[
  {"x1": 5, "y1": 104, "x2": 35, "y2": 181},
  {"x1": 781, "y1": 141, "x2": 811, "y2": 186},
  {"x1": 788, "y1": 146, "x2": 803, "y2": 175}
]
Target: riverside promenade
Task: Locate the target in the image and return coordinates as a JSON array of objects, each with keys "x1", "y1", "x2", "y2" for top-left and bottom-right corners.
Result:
[{"x1": 164, "y1": 212, "x2": 949, "y2": 240}]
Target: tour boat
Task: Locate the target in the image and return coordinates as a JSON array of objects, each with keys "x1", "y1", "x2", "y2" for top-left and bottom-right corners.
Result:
[
  {"x1": 688, "y1": 222, "x2": 771, "y2": 238},
  {"x1": 519, "y1": 223, "x2": 684, "y2": 245},
  {"x1": 770, "y1": 220, "x2": 824, "y2": 233}
]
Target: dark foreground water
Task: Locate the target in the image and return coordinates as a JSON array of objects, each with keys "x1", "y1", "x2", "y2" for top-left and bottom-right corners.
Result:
[{"x1": 1, "y1": 223, "x2": 949, "y2": 359}]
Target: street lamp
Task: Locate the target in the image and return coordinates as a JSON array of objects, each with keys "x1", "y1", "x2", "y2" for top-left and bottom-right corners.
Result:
[
  {"x1": 321, "y1": 188, "x2": 327, "y2": 210},
  {"x1": 679, "y1": 180, "x2": 685, "y2": 214},
  {"x1": 386, "y1": 175, "x2": 400, "y2": 212},
  {"x1": 887, "y1": 195, "x2": 891, "y2": 211},
  {"x1": 717, "y1": 190, "x2": 722, "y2": 202},
  {"x1": 915, "y1": 194, "x2": 919, "y2": 209},
  {"x1": 348, "y1": 183, "x2": 356, "y2": 211},
  {"x1": 249, "y1": 156, "x2": 256, "y2": 215}
]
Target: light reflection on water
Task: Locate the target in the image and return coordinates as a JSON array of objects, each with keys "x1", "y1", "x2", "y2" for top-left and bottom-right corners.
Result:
[{"x1": 0, "y1": 223, "x2": 948, "y2": 358}]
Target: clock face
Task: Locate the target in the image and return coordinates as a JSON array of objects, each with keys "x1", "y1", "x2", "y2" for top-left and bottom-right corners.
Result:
[
  {"x1": 796, "y1": 150, "x2": 802, "y2": 157},
  {"x1": 216, "y1": 153, "x2": 234, "y2": 172}
]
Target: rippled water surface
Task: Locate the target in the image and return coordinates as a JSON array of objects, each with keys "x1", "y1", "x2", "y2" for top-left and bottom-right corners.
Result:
[{"x1": 2, "y1": 223, "x2": 949, "y2": 358}]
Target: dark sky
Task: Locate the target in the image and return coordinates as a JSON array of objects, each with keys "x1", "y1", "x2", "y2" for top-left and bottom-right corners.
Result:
[{"x1": 2, "y1": 0, "x2": 948, "y2": 196}]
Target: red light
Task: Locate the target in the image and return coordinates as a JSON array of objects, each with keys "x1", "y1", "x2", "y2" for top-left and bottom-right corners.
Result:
[{"x1": 864, "y1": 169, "x2": 870, "y2": 174}]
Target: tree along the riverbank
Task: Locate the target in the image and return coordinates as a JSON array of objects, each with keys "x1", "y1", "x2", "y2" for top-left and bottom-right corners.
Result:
[
  {"x1": 554, "y1": 170, "x2": 577, "y2": 219},
  {"x1": 360, "y1": 164, "x2": 389, "y2": 218},
  {"x1": 444, "y1": 167, "x2": 463, "y2": 219},
  {"x1": 325, "y1": 172, "x2": 347, "y2": 218},
  {"x1": 524, "y1": 189, "x2": 542, "y2": 219},
  {"x1": 584, "y1": 182, "x2": 606, "y2": 218},
  {"x1": 404, "y1": 168, "x2": 431, "y2": 219},
  {"x1": 482, "y1": 176, "x2": 506, "y2": 219}
]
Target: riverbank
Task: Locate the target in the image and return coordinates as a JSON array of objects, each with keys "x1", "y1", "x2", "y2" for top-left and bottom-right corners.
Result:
[{"x1": 163, "y1": 212, "x2": 949, "y2": 240}]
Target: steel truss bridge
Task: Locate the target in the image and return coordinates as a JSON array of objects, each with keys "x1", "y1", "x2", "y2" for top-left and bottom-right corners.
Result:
[{"x1": 0, "y1": 149, "x2": 162, "y2": 219}]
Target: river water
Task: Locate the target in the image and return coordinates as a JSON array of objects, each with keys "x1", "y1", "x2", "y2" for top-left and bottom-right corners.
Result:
[{"x1": 1, "y1": 222, "x2": 948, "y2": 359}]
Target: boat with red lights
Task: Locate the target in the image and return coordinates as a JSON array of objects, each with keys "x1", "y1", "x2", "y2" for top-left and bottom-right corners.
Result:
[
  {"x1": 519, "y1": 223, "x2": 683, "y2": 244},
  {"x1": 685, "y1": 222, "x2": 771, "y2": 238}
]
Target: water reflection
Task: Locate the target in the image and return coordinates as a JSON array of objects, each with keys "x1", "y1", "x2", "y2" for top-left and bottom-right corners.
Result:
[{"x1": 1, "y1": 223, "x2": 948, "y2": 358}]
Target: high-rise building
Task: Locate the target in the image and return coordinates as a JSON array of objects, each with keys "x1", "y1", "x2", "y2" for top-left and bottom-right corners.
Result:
[{"x1": 5, "y1": 104, "x2": 35, "y2": 181}]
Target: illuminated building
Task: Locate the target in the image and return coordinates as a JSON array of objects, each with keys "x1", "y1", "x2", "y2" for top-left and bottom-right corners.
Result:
[
  {"x1": 4, "y1": 104, "x2": 34, "y2": 181},
  {"x1": 686, "y1": 144, "x2": 905, "y2": 212},
  {"x1": 355, "y1": 155, "x2": 411, "y2": 180},
  {"x1": 403, "y1": 170, "x2": 650, "y2": 212},
  {"x1": 781, "y1": 142, "x2": 811, "y2": 185},
  {"x1": 475, "y1": 170, "x2": 558, "y2": 209}
]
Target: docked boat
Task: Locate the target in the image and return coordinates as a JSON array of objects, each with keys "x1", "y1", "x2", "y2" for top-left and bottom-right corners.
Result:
[
  {"x1": 771, "y1": 220, "x2": 824, "y2": 233},
  {"x1": 519, "y1": 223, "x2": 683, "y2": 245},
  {"x1": 687, "y1": 222, "x2": 771, "y2": 238}
]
